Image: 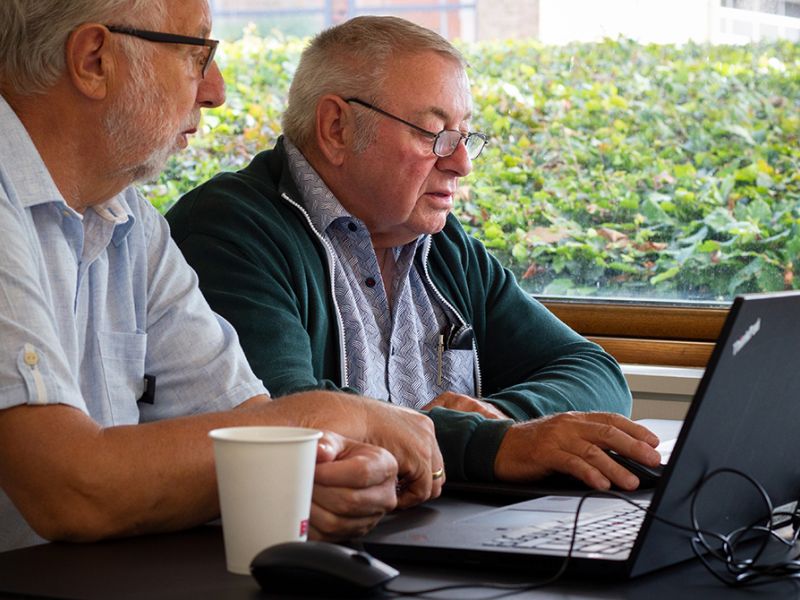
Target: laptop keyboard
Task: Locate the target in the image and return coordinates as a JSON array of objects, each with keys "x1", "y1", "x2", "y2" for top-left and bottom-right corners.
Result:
[{"x1": 484, "y1": 504, "x2": 647, "y2": 557}]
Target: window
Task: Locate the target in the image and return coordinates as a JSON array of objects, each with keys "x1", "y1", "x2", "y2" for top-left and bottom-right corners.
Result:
[{"x1": 145, "y1": 1, "x2": 799, "y2": 366}]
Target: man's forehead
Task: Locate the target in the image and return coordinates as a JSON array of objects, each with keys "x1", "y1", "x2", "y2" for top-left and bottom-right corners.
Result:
[
  {"x1": 163, "y1": 0, "x2": 212, "y2": 36},
  {"x1": 387, "y1": 53, "x2": 472, "y2": 122}
]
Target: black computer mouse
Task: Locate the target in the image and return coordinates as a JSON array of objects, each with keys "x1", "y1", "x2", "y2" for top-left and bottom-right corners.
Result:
[
  {"x1": 250, "y1": 541, "x2": 399, "y2": 597},
  {"x1": 606, "y1": 450, "x2": 664, "y2": 488}
]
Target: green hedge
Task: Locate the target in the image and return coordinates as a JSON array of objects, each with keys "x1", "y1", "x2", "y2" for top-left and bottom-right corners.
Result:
[{"x1": 143, "y1": 30, "x2": 800, "y2": 301}]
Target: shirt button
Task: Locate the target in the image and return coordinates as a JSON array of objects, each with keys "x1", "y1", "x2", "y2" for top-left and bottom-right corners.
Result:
[
  {"x1": 365, "y1": 277, "x2": 377, "y2": 288},
  {"x1": 62, "y1": 210, "x2": 70, "y2": 218},
  {"x1": 348, "y1": 222, "x2": 357, "y2": 232},
  {"x1": 24, "y1": 350, "x2": 39, "y2": 366}
]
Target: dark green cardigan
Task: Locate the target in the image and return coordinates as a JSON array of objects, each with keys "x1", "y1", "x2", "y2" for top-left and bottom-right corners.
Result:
[{"x1": 166, "y1": 138, "x2": 632, "y2": 481}]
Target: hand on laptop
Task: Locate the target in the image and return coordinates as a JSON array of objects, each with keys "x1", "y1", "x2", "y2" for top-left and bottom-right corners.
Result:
[
  {"x1": 310, "y1": 432, "x2": 398, "y2": 540},
  {"x1": 493, "y1": 412, "x2": 661, "y2": 490}
]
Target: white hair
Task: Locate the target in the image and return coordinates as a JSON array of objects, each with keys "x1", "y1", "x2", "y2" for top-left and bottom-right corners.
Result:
[
  {"x1": 282, "y1": 15, "x2": 466, "y2": 152},
  {"x1": 0, "y1": 0, "x2": 167, "y2": 96}
]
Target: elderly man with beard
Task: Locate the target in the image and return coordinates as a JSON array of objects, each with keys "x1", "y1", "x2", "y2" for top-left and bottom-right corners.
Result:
[
  {"x1": 0, "y1": 0, "x2": 445, "y2": 553},
  {"x1": 168, "y1": 16, "x2": 662, "y2": 491}
]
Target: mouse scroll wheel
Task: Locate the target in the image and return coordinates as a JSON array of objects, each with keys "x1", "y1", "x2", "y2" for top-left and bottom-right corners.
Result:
[{"x1": 351, "y1": 553, "x2": 372, "y2": 566}]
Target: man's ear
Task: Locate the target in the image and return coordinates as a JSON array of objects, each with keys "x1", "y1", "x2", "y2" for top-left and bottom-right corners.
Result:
[
  {"x1": 65, "y1": 24, "x2": 115, "y2": 100},
  {"x1": 315, "y1": 95, "x2": 353, "y2": 167}
]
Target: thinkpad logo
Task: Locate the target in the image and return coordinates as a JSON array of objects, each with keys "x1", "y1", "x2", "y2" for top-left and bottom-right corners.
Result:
[{"x1": 732, "y1": 318, "x2": 761, "y2": 356}]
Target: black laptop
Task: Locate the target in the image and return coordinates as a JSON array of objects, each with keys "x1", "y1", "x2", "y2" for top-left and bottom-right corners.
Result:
[{"x1": 363, "y1": 291, "x2": 800, "y2": 578}]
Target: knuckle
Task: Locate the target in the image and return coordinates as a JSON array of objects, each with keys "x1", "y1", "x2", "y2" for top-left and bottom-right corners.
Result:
[
  {"x1": 383, "y1": 493, "x2": 399, "y2": 513},
  {"x1": 595, "y1": 423, "x2": 617, "y2": 443},
  {"x1": 345, "y1": 456, "x2": 376, "y2": 487},
  {"x1": 581, "y1": 443, "x2": 605, "y2": 462},
  {"x1": 562, "y1": 453, "x2": 586, "y2": 473},
  {"x1": 310, "y1": 515, "x2": 337, "y2": 538}
]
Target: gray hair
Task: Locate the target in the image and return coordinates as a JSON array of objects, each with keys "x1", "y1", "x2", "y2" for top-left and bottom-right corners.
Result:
[
  {"x1": 282, "y1": 15, "x2": 466, "y2": 152},
  {"x1": 0, "y1": 0, "x2": 167, "y2": 96}
]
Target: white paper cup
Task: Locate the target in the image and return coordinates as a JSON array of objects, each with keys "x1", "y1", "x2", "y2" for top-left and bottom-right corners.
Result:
[{"x1": 209, "y1": 426, "x2": 322, "y2": 574}]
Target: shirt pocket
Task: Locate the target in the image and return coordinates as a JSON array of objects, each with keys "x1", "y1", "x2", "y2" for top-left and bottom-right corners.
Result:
[
  {"x1": 97, "y1": 331, "x2": 147, "y2": 425},
  {"x1": 439, "y1": 348, "x2": 476, "y2": 397}
]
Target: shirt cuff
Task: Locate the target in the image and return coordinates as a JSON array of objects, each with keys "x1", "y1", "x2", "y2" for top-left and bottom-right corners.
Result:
[{"x1": 426, "y1": 406, "x2": 513, "y2": 481}]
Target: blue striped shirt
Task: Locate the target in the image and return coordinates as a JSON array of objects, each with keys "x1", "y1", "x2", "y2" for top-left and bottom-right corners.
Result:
[{"x1": 0, "y1": 96, "x2": 267, "y2": 550}]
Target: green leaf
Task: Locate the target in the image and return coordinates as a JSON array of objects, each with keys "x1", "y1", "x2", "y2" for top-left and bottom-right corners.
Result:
[
  {"x1": 650, "y1": 266, "x2": 680, "y2": 285},
  {"x1": 723, "y1": 124, "x2": 756, "y2": 146}
]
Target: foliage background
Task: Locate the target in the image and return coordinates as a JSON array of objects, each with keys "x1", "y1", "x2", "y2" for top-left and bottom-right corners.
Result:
[{"x1": 143, "y1": 31, "x2": 800, "y2": 301}]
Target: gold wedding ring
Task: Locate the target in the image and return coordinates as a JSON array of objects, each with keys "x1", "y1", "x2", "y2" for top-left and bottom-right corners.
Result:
[{"x1": 432, "y1": 467, "x2": 445, "y2": 481}]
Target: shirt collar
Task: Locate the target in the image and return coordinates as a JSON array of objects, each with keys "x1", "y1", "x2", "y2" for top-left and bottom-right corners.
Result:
[
  {"x1": 283, "y1": 138, "x2": 428, "y2": 253},
  {"x1": 94, "y1": 195, "x2": 136, "y2": 245},
  {"x1": 284, "y1": 139, "x2": 355, "y2": 234}
]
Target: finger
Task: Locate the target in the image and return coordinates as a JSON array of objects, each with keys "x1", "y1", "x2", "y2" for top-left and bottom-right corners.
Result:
[
  {"x1": 312, "y1": 479, "x2": 397, "y2": 518},
  {"x1": 397, "y1": 458, "x2": 446, "y2": 507},
  {"x1": 475, "y1": 403, "x2": 507, "y2": 419},
  {"x1": 589, "y1": 449, "x2": 641, "y2": 490},
  {"x1": 572, "y1": 416, "x2": 662, "y2": 468},
  {"x1": 593, "y1": 414, "x2": 660, "y2": 448},
  {"x1": 420, "y1": 398, "x2": 440, "y2": 411},
  {"x1": 610, "y1": 438, "x2": 663, "y2": 468},
  {"x1": 429, "y1": 445, "x2": 445, "y2": 499},
  {"x1": 420, "y1": 392, "x2": 466, "y2": 412},
  {"x1": 395, "y1": 466, "x2": 433, "y2": 509},
  {"x1": 430, "y1": 466, "x2": 445, "y2": 498},
  {"x1": 308, "y1": 504, "x2": 386, "y2": 541},
  {"x1": 421, "y1": 394, "x2": 507, "y2": 420},
  {"x1": 554, "y1": 438, "x2": 645, "y2": 491},
  {"x1": 314, "y1": 445, "x2": 398, "y2": 489},
  {"x1": 446, "y1": 398, "x2": 504, "y2": 418},
  {"x1": 395, "y1": 447, "x2": 444, "y2": 509},
  {"x1": 316, "y1": 431, "x2": 344, "y2": 464},
  {"x1": 547, "y1": 446, "x2": 614, "y2": 491}
]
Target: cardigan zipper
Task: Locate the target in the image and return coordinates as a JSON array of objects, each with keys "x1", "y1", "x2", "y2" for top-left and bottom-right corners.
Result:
[
  {"x1": 418, "y1": 236, "x2": 483, "y2": 399},
  {"x1": 280, "y1": 192, "x2": 350, "y2": 387}
]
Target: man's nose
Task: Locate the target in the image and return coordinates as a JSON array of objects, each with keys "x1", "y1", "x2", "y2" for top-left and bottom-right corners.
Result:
[
  {"x1": 436, "y1": 139, "x2": 472, "y2": 177},
  {"x1": 198, "y1": 60, "x2": 226, "y2": 108}
]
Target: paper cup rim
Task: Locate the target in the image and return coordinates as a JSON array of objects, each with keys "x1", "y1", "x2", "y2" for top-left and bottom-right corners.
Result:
[{"x1": 208, "y1": 426, "x2": 322, "y2": 444}]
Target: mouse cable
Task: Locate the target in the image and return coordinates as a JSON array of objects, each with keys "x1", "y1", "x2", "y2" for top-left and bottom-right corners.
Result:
[
  {"x1": 382, "y1": 469, "x2": 800, "y2": 598},
  {"x1": 687, "y1": 468, "x2": 800, "y2": 587}
]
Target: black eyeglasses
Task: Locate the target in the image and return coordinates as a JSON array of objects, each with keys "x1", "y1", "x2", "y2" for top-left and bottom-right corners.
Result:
[
  {"x1": 105, "y1": 25, "x2": 219, "y2": 79},
  {"x1": 346, "y1": 98, "x2": 487, "y2": 160}
]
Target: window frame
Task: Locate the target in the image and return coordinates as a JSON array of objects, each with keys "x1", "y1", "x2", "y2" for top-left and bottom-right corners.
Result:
[{"x1": 540, "y1": 299, "x2": 729, "y2": 367}]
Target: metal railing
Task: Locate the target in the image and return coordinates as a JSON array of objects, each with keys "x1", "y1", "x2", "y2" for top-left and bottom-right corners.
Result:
[{"x1": 717, "y1": 5, "x2": 800, "y2": 41}]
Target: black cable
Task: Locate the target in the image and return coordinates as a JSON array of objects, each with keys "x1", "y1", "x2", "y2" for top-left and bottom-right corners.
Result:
[{"x1": 687, "y1": 468, "x2": 800, "y2": 587}]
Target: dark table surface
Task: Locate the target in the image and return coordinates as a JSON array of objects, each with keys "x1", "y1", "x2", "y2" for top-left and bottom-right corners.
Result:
[{"x1": 2, "y1": 495, "x2": 799, "y2": 600}]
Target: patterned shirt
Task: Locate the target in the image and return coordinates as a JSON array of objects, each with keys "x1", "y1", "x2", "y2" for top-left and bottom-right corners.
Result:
[
  {"x1": 284, "y1": 140, "x2": 475, "y2": 408},
  {"x1": 0, "y1": 96, "x2": 267, "y2": 550}
]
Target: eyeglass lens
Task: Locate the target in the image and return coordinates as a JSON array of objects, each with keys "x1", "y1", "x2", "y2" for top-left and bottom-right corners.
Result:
[
  {"x1": 202, "y1": 44, "x2": 217, "y2": 77},
  {"x1": 434, "y1": 131, "x2": 486, "y2": 160}
]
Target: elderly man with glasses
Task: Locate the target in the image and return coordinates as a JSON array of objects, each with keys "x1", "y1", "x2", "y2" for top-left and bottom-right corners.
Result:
[
  {"x1": 168, "y1": 16, "x2": 662, "y2": 491},
  {"x1": 0, "y1": 1, "x2": 451, "y2": 553}
]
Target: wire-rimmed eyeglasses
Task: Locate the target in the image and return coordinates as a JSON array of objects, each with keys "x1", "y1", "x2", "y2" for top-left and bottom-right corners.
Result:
[
  {"x1": 346, "y1": 98, "x2": 488, "y2": 160},
  {"x1": 105, "y1": 25, "x2": 219, "y2": 79}
]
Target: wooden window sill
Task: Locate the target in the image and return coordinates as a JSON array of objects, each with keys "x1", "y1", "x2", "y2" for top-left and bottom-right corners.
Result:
[{"x1": 540, "y1": 299, "x2": 729, "y2": 368}]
